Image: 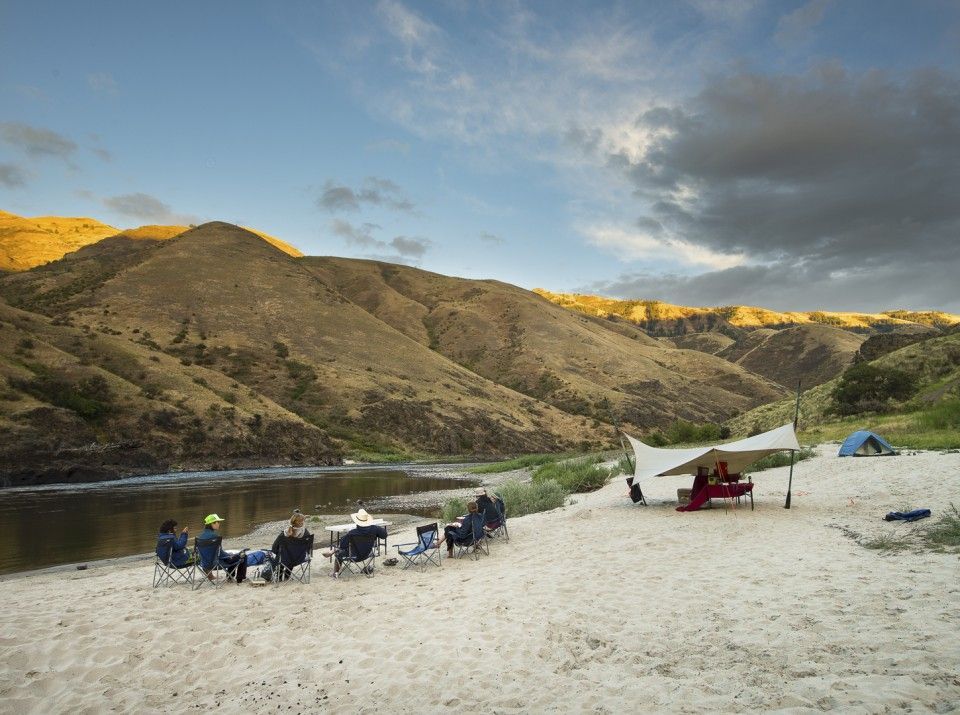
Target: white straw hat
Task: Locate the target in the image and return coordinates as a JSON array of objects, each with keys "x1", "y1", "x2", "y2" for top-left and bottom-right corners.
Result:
[{"x1": 351, "y1": 508, "x2": 375, "y2": 526}]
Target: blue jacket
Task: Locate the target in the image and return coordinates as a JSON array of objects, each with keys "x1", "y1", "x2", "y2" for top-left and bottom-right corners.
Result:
[
  {"x1": 449, "y1": 513, "x2": 485, "y2": 543},
  {"x1": 196, "y1": 526, "x2": 228, "y2": 569},
  {"x1": 338, "y1": 524, "x2": 387, "y2": 559},
  {"x1": 156, "y1": 531, "x2": 190, "y2": 568}
]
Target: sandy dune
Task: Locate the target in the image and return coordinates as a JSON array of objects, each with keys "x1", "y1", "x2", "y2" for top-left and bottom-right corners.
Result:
[{"x1": 0, "y1": 446, "x2": 958, "y2": 713}]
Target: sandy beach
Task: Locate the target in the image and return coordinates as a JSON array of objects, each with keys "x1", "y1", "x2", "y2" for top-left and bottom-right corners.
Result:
[{"x1": 1, "y1": 445, "x2": 958, "y2": 713}]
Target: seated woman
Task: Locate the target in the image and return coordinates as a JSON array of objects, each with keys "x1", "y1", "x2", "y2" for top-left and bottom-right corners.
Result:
[
  {"x1": 261, "y1": 510, "x2": 312, "y2": 581},
  {"x1": 155, "y1": 519, "x2": 191, "y2": 567},
  {"x1": 196, "y1": 514, "x2": 247, "y2": 583},
  {"x1": 475, "y1": 488, "x2": 505, "y2": 528},
  {"x1": 437, "y1": 501, "x2": 485, "y2": 557}
]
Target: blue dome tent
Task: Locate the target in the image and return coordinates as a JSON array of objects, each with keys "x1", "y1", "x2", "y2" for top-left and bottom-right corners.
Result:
[{"x1": 838, "y1": 430, "x2": 897, "y2": 457}]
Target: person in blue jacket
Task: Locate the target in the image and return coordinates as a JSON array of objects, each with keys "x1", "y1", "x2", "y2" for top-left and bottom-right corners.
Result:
[
  {"x1": 156, "y1": 519, "x2": 191, "y2": 567},
  {"x1": 437, "y1": 501, "x2": 485, "y2": 557},
  {"x1": 196, "y1": 514, "x2": 247, "y2": 583},
  {"x1": 322, "y1": 508, "x2": 387, "y2": 577}
]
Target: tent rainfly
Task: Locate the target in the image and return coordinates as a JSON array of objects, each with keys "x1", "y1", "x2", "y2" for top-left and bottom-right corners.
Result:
[
  {"x1": 625, "y1": 423, "x2": 801, "y2": 481},
  {"x1": 838, "y1": 430, "x2": 897, "y2": 457}
]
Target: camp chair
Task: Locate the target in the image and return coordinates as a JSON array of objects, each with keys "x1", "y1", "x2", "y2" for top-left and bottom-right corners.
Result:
[
  {"x1": 394, "y1": 523, "x2": 442, "y2": 571},
  {"x1": 484, "y1": 502, "x2": 509, "y2": 542},
  {"x1": 337, "y1": 533, "x2": 379, "y2": 578},
  {"x1": 193, "y1": 535, "x2": 246, "y2": 590},
  {"x1": 272, "y1": 533, "x2": 314, "y2": 585},
  {"x1": 453, "y1": 529, "x2": 489, "y2": 561},
  {"x1": 152, "y1": 537, "x2": 195, "y2": 588}
]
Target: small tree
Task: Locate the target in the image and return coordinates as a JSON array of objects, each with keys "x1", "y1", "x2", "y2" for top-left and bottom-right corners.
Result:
[{"x1": 832, "y1": 363, "x2": 917, "y2": 415}]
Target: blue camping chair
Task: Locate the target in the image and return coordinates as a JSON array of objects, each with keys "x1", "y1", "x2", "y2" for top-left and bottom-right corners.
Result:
[
  {"x1": 271, "y1": 533, "x2": 314, "y2": 585},
  {"x1": 394, "y1": 523, "x2": 442, "y2": 571},
  {"x1": 193, "y1": 535, "x2": 247, "y2": 590},
  {"x1": 152, "y1": 535, "x2": 195, "y2": 588},
  {"x1": 337, "y1": 533, "x2": 379, "y2": 578}
]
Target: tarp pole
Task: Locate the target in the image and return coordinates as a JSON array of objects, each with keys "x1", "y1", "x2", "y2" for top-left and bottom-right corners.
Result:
[{"x1": 784, "y1": 379, "x2": 802, "y2": 509}]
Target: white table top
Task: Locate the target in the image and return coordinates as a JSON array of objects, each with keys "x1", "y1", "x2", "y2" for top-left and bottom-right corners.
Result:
[{"x1": 325, "y1": 520, "x2": 391, "y2": 532}]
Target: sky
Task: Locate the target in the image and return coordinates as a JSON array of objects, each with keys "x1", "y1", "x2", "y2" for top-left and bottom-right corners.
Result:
[{"x1": 2, "y1": 0, "x2": 959, "y2": 312}]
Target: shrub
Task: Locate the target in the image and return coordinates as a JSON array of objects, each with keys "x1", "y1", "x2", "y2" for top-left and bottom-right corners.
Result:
[
  {"x1": 832, "y1": 363, "x2": 917, "y2": 415},
  {"x1": 915, "y1": 398, "x2": 960, "y2": 431},
  {"x1": 743, "y1": 447, "x2": 816, "y2": 474},
  {"x1": 532, "y1": 455, "x2": 611, "y2": 492},
  {"x1": 496, "y1": 479, "x2": 568, "y2": 517},
  {"x1": 10, "y1": 372, "x2": 113, "y2": 421},
  {"x1": 924, "y1": 503, "x2": 960, "y2": 550},
  {"x1": 441, "y1": 497, "x2": 468, "y2": 523}
]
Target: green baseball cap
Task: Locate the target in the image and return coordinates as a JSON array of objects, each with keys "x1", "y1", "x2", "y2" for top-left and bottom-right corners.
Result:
[{"x1": 204, "y1": 513, "x2": 225, "y2": 525}]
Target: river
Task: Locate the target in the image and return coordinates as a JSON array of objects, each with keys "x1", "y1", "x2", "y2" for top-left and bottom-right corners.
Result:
[{"x1": 0, "y1": 463, "x2": 476, "y2": 575}]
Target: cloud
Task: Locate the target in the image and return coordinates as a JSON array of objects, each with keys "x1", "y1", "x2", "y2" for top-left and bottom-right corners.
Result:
[
  {"x1": 774, "y1": 0, "x2": 832, "y2": 46},
  {"x1": 87, "y1": 72, "x2": 119, "y2": 95},
  {"x1": 581, "y1": 223, "x2": 744, "y2": 270},
  {"x1": 0, "y1": 163, "x2": 27, "y2": 188},
  {"x1": 0, "y1": 122, "x2": 76, "y2": 160},
  {"x1": 316, "y1": 176, "x2": 415, "y2": 213},
  {"x1": 479, "y1": 231, "x2": 504, "y2": 245},
  {"x1": 92, "y1": 147, "x2": 112, "y2": 162},
  {"x1": 600, "y1": 67, "x2": 960, "y2": 310},
  {"x1": 329, "y1": 219, "x2": 431, "y2": 261},
  {"x1": 101, "y1": 192, "x2": 197, "y2": 224}
]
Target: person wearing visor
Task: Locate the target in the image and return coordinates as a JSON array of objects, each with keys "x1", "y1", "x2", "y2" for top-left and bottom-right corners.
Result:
[{"x1": 197, "y1": 513, "x2": 248, "y2": 583}]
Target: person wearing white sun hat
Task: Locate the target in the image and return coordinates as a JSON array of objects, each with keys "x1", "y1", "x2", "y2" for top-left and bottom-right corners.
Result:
[{"x1": 321, "y1": 508, "x2": 387, "y2": 577}]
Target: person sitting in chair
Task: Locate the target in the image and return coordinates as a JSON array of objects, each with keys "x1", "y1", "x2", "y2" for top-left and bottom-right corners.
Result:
[
  {"x1": 262, "y1": 510, "x2": 312, "y2": 581},
  {"x1": 197, "y1": 514, "x2": 247, "y2": 583},
  {"x1": 321, "y1": 508, "x2": 386, "y2": 578},
  {"x1": 474, "y1": 488, "x2": 504, "y2": 528},
  {"x1": 156, "y1": 519, "x2": 191, "y2": 567},
  {"x1": 437, "y1": 501, "x2": 485, "y2": 557}
]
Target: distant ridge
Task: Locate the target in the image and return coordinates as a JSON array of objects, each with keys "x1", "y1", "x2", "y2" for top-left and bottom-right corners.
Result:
[{"x1": 0, "y1": 210, "x2": 303, "y2": 271}]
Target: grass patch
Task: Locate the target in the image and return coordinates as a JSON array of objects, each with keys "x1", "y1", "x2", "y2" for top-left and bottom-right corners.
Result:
[
  {"x1": 496, "y1": 479, "x2": 569, "y2": 517},
  {"x1": 923, "y1": 503, "x2": 960, "y2": 550},
  {"x1": 467, "y1": 453, "x2": 565, "y2": 474},
  {"x1": 743, "y1": 447, "x2": 816, "y2": 474},
  {"x1": 532, "y1": 455, "x2": 612, "y2": 493},
  {"x1": 861, "y1": 532, "x2": 912, "y2": 551}
]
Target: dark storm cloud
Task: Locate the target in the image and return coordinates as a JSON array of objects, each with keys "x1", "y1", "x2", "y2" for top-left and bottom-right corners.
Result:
[
  {"x1": 316, "y1": 176, "x2": 415, "y2": 213},
  {"x1": 606, "y1": 66, "x2": 960, "y2": 310},
  {"x1": 0, "y1": 122, "x2": 76, "y2": 159},
  {"x1": 0, "y1": 162, "x2": 27, "y2": 188}
]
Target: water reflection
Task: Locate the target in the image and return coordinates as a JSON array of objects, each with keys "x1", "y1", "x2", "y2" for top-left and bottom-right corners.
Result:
[{"x1": 0, "y1": 466, "x2": 471, "y2": 574}]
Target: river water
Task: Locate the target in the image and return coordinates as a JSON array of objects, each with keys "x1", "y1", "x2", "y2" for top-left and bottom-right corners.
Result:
[{"x1": 0, "y1": 464, "x2": 475, "y2": 575}]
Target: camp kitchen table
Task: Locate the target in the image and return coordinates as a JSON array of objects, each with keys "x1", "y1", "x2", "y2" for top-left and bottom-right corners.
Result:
[
  {"x1": 325, "y1": 520, "x2": 391, "y2": 554},
  {"x1": 677, "y1": 481, "x2": 754, "y2": 512}
]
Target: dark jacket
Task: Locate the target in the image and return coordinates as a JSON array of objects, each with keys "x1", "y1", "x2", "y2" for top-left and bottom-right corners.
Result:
[
  {"x1": 196, "y1": 525, "x2": 229, "y2": 568},
  {"x1": 271, "y1": 529, "x2": 312, "y2": 566},
  {"x1": 156, "y1": 531, "x2": 190, "y2": 568},
  {"x1": 476, "y1": 495, "x2": 502, "y2": 524},
  {"x1": 338, "y1": 524, "x2": 387, "y2": 559},
  {"x1": 449, "y1": 512, "x2": 485, "y2": 543}
]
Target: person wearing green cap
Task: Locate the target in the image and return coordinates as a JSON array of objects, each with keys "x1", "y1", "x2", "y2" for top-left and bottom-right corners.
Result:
[{"x1": 197, "y1": 514, "x2": 247, "y2": 583}]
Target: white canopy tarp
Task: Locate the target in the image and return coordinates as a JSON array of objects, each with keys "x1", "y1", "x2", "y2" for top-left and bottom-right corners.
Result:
[{"x1": 625, "y1": 423, "x2": 801, "y2": 480}]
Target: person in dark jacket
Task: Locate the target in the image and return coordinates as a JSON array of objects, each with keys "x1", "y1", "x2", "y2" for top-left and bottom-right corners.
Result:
[
  {"x1": 437, "y1": 501, "x2": 485, "y2": 557},
  {"x1": 262, "y1": 510, "x2": 312, "y2": 581},
  {"x1": 321, "y1": 508, "x2": 387, "y2": 577},
  {"x1": 155, "y1": 519, "x2": 191, "y2": 568},
  {"x1": 474, "y1": 488, "x2": 504, "y2": 527},
  {"x1": 196, "y1": 514, "x2": 247, "y2": 583}
]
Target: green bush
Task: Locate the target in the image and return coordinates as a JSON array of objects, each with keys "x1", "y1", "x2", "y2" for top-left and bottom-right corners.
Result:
[
  {"x1": 743, "y1": 447, "x2": 816, "y2": 473},
  {"x1": 496, "y1": 479, "x2": 568, "y2": 517},
  {"x1": 832, "y1": 363, "x2": 917, "y2": 415},
  {"x1": 532, "y1": 455, "x2": 612, "y2": 492},
  {"x1": 915, "y1": 398, "x2": 960, "y2": 431},
  {"x1": 467, "y1": 453, "x2": 563, "y2": 474},
  {"x1": 441, "y1": 497, "x2": 468, "y2": 523},
  {"x1": 10, "y1": 372, "x2": 113, "y2": 421}
]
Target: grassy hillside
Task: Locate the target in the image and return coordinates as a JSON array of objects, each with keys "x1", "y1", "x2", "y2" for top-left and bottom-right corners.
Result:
[
  {"x1": 725, "y1": 333, "x2": 960, "y2": 449},
  {"x1": 301, "y1": 257, "x2": 787, "y2": 432}
]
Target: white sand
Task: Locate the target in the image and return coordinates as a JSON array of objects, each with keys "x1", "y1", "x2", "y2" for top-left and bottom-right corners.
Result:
[{"x1": 1, "y1": 445, "x2": 958, "y2": 713}]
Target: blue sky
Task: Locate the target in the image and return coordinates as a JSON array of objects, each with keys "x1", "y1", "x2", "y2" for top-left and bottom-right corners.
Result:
[{"x1": 2, "y1": 1, "x2": 959, "y2": 311}]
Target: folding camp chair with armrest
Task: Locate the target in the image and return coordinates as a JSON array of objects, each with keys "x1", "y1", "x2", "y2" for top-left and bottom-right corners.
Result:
[
  {"x1": 152, "y1": 538, "x2": 195, "y2": 588},
  {"x1": 193, "y1": 535, "x2": 247, "y2": 589},
  {"x1": 484, "y1": 502, "x2": 509, "y2": 542},
  {"x1": 394, "y1": 523, "x2": 442, "y2": 571},
  {"x1": 337, "y1": 533, "x2": 379, "y2": 578},
  {"x1": 272, "y1": 533, "x2": 314, "y2": 585},
  {"x1": 454, "y1": 530, "x2": 489, "y2": 561}
]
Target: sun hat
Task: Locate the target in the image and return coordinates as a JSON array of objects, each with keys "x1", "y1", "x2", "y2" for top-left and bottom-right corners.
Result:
[
  {"x1": 474, "y1": 487, "x2": 487, "y2": 496},
  {"x1": 350, "y1": 508, "x2": 375, "y2": 527},
  {"x1": 204, "y1": 514, "x2": 226, "y2": 525}
]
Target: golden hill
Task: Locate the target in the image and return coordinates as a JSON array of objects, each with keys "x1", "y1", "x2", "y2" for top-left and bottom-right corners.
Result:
[
  {"x1": 0, "y1": 210, "x2": 303, "y2": 271},
  {"x1": 535, "y1": 290, "x2": 960, "y2": 333}
]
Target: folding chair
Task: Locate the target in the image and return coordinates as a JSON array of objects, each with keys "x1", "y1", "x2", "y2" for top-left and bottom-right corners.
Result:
[
  {"x1": 394, "y1": 523, "x2": 442, "y2": 571},
  {"x1": 484, "y1": 502, "x2": 509, "y2": 542},
  {"x1": 337, "y1": 533, "x2": 379, "y2": 578},
  {"x1": 272, "y1": 533, "x2": 314, "y2": 585},
  {"x1": 152, "y1": 537, "x2": 195, "y2": 588},
  {"x1": 193, "y1": 536, "x2": 246, "y2": 590},
  {"x1": 454, "y1": 530, "x2": 489, "y2": 561}
]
